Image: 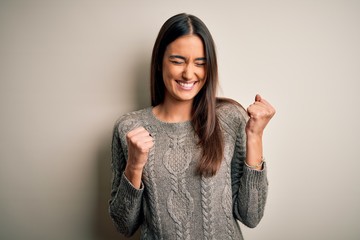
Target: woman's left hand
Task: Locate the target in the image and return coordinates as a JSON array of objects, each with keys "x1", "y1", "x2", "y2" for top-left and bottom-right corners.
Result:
[{"x1": 246, "y1": 94, "x2": 276, "y2": 137}]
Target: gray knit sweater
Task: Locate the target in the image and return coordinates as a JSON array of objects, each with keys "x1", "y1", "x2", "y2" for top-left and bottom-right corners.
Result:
[{"x1": 109, "y1": 102, "x2": 268, "y2": 240}]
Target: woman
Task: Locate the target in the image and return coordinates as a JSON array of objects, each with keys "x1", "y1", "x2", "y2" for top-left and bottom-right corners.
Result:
[{"x1": 109, "y1": 13, "x2": 275, "y2": 239}]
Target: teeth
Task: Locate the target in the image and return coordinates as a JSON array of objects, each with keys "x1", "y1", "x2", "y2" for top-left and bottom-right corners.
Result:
[{"x1": 178, "y1": 81, "x2": 195, "y2": 88}]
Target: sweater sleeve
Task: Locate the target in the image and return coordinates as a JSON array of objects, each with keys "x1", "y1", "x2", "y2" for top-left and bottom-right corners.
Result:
[
  {"x1": 108, "y1": 120, "x2": 144, "y2": 237},
  {"x1": 231, "y1": 107, "x2": 268, "y2": 228}
]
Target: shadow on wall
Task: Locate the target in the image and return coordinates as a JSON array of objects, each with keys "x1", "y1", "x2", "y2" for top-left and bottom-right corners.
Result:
[{"x1": 93, "y1": 58, "x2": 150, "y2": 240}]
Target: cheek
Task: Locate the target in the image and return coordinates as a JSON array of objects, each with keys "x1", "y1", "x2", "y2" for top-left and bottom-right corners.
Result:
[
  {"x1": 162, "y1": 62, "x2": 171, "y2": 76},
  {"x1": 162, "y1": 65, "x2": 172, "y2": 82},
  {"x1": 199, "y1": 69, "x2": 207, "y2": 88},
  {"x1": 163, "y1": 65, "x2": 182, "y2": 80},
  {"x1": 162, "y1": 67, "x2": 177, "y2": 91},
  {"x1": 199, "y1": 68, "x2": 206, "y2": 81}
]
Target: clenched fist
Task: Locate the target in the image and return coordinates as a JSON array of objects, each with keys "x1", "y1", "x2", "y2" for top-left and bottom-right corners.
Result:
[
  {"x1": 246, "y1": 94, "x2": 276, "y2": 137},
  {"x1": 125, "y1": 126, "x2": 154, "y2": 188}
]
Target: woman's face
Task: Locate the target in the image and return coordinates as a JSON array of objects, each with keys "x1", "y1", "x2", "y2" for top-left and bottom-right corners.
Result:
[{"x1": 162, "y1": 34, "x2": 206, "y2": 104}]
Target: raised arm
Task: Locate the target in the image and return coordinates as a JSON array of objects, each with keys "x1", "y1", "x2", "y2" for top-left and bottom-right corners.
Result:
[
  {"x1": 109, "y1": 122, "x2": 150, "y2": 236},
  {"x1": 232, "y1": 95, "x2": 275, "y2": 227},
  {"x1": 245, "y1": 94, "x2": 276, "y2": 170}
]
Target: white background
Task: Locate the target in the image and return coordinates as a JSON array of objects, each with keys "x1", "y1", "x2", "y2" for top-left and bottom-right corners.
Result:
[{"x1": 1, "y1": 0, "x2": 359, "y2": 239}]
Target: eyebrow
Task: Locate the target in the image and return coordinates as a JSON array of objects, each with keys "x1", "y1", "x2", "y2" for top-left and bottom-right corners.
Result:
[{"x1": 169, "y1": 55, "x2": 206, "y2": 61}]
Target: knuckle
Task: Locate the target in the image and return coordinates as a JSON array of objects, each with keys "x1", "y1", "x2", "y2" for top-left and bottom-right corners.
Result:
[
  {"x1": 126, "y1": 132, "x2": 131, "y2": 140},
  {"x1": 126, "y1": 131, "x2": 135, "y2": 140},
  {"x1": 135, "y1": 141, "x2": 142, "y2": 148},
  {"x1": 140, "y1": 147, "x2": 149, "y2": 153}
]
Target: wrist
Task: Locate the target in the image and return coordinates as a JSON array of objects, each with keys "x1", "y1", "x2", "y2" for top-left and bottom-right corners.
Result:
[
  {"x1": 124, "y1": 164, "x2": 144, "y2": 189},
  {"x1": 246, "y1": 132, "x2": 263, "y2": 170},
  {"x1": 246, "y1": 130, "x2": 263, "y2": 140},
  {"x1": 125, "y1": 162, "x2": 145, "y2": 172},
  {"x1": 245, "y1": 157, "x2": 265, "y2": 170}
]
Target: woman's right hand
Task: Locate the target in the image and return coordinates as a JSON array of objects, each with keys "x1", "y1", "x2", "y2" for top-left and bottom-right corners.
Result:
[{"x1": 124, "y1": 127, "x2": 154, "y2": 188}]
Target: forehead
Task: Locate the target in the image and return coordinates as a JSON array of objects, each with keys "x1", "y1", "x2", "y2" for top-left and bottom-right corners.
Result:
[{"x1": 165, "y1": 35, "x2": 205, "y2": 56}]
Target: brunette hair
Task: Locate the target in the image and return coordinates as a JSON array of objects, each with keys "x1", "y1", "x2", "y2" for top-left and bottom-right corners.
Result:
[{"x1": 150, "y1": 13, "x2": 223, "y2": 177}]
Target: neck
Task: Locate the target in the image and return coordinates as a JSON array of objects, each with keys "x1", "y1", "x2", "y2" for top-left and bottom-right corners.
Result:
[{"x1": 153, "y1": 98, "x2": 193, "y2": 123}]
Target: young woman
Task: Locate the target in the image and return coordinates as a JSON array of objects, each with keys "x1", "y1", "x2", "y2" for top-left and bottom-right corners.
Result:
[{"x1": 109, "y1": 13, "x2": 275, "y2": 239}]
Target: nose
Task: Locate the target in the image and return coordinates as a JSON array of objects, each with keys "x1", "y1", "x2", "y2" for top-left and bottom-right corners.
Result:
[{"x1": 182, "y1": 64, "x2": 195, "y2": 80}]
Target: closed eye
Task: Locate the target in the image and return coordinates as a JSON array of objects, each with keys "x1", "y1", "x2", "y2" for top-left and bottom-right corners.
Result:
[
  {"x1": 169, "y1": 55, "x2": 186, "y2": 65},
  {"x1": 170, "y1": 60, "x2": 184, "y2": 65},
  {"x1": 195, "y1": 57, "x2": 206, "y2": 67},
  {"x1": 195, "y1": 62, "x2": 206, "y2": 66}
]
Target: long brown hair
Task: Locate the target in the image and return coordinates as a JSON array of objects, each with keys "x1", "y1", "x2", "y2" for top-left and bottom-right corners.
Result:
[{"x1": 150, "y1": 13, "x2": 223, "y2": 177}]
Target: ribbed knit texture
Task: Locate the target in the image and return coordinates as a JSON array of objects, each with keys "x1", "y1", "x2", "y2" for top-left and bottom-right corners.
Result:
[{"x1": 109, "y1": 102, "x2": 268, "y2": 240}]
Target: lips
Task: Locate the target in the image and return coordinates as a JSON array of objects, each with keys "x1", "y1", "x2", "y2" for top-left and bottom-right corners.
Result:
[{"x1": 176, "y1": 80, "x2": 197, "y2": 90}]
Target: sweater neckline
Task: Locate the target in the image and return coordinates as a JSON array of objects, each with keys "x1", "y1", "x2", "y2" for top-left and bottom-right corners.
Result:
[{"x1": 146, "y1": 107, "x2": 193, "y2": 133}]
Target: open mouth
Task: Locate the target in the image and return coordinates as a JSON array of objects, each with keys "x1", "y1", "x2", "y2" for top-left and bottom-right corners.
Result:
[{"x1": 176, "y1": 80, "x2": 197, "y2": 90}]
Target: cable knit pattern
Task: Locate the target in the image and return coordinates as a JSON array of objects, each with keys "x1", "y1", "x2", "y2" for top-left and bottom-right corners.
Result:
[
  {"x1": 164, "y1": 132, "x2": 194, "y2": 240},
  {"x1": 142, "y1": 129, "x2": 163, "y2": 240},
  {"x1": 109, "y1": 102, "x2": 268, "y2": 239},
  {"x1": 221, "y1": 144, "x2": 235, "y2": 240},
  {"x1": 201, "y1": 176, "x2": 215, "y2": 240}
]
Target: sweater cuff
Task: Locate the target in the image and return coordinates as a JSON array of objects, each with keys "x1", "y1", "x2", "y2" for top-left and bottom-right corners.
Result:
[
  {"x1": 242, "y1": 162, "x2": 268, "y2": 189},
  {"x1": 120, "y1": 172, "x2": 144, "y2": 201}
]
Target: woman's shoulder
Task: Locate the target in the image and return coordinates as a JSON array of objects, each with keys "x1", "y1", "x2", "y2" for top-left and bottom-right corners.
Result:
[
  {"x1": 114, "y1": 107, "x2": 152, "y2": 134},
  {"x1": 216, "y1": 97, "x2": 249, "y2": 124}
]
